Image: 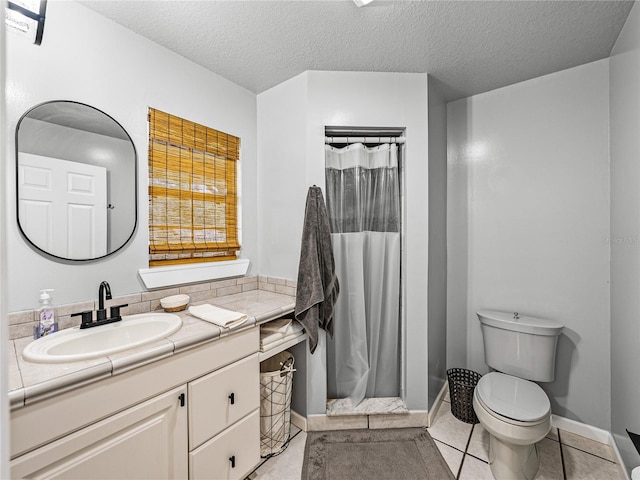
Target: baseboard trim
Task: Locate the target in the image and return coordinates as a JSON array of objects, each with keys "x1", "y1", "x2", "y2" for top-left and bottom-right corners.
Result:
[
  {"x1": 427, "y1": 381, "x2": 449, "y2": 428},
  {"x1": 369, "y1": 410, "x2": 428, "y2": 429},
  {"x1": 291, "y1": 409, "x2": 307, "y2": 432},
  {"x1": 609, "y1": 433, "x2": 631, "y2": 480},
  {"x1": 305, "y1": 410, "x2": 429, "y2": 431},
  {"x1": 551, "y1": 414, "x2": 611, "y2": 445},
  {"x1": 307, "y1": 413, "x2": 368, "y2": 431}
]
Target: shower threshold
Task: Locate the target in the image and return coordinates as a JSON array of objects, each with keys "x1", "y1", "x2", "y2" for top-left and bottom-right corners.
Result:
[{"x1": 326, "y1": 397, "x2": 408, "y2": 416}]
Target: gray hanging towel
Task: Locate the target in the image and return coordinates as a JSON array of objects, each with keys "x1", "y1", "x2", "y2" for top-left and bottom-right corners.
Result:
[{"x1": 294, "y1": 186, "x2": 340, "y2": 353}]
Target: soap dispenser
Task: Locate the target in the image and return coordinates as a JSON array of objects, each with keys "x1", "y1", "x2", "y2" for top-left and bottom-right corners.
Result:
[{"x1": 34, "y1": 289, "x2": 58, "y2": 339}]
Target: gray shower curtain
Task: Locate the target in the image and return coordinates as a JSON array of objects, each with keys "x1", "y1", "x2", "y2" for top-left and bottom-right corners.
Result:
[{"x1": 325, "y1": 142, "x2": 401, "y2": 407}]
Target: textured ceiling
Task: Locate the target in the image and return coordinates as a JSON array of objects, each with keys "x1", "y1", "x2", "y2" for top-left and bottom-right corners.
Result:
[{"x1": 80, "y1": 0, "x2": 633, "y2": 101}]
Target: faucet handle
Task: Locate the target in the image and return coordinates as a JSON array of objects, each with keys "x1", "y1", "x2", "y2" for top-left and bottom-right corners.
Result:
[
  {"x1": 109, "y1": 304, "x2": 128, "y2": 320},
  {"x1": 72, "y1": 310, "x2": 94, "y2": 328}
]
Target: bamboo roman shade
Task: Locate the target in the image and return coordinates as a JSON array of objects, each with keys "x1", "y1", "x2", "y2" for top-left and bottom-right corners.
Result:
[{"x1": 148, "y1": 108, "x2": 240, "y2": 266}]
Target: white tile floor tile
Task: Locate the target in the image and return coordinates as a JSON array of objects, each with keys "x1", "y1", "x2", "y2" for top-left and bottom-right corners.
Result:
[
  {"x1": 560, "y1": 429, "x2": 616, "y2": 462},
  {"x1": 546, "y1": 425, "x2": 559, "y2": 441},
  {"x1": 536, "y1": 437, "x2": 564, "y2": 480},
  {"x1": 250, "y1": 430, "x2": 307, "y2": 480},
  {"x1": 562, "y1": 444, "x2": 626, "y2": 480},
  {"x1": 459, "y1": 453, "x2": 495, "y2": 480},
  {"x1": 434, "y1": 439, "x2": 464, "y2": 476},
  {"x1": 427, "y1": 400, "x2": 474, "y2": 452},
  {"x1": 467, "y1": 424, "x2": 490, "y2": 462}
]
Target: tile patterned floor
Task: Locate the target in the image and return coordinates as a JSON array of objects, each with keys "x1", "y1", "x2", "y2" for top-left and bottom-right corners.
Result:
[
  {"x1": 428, "y1": 396, "x2": 625, "y2": 480},
  {"x1": 248, "y1": 398, "x2": 626, "y2": 480},
  {"x1": 248, "y1": 425, "x2": 306, "y2": 480}
]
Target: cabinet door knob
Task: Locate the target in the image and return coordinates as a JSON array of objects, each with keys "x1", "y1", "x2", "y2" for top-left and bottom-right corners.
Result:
[
  {"x1": 228, "y1": 392, "x2": 235, "y2": 405},
  {"x1": 229, "y1": 455, "x2": 236, "y2": 468}
]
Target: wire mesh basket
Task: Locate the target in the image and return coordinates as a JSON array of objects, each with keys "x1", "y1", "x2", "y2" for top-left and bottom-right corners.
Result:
[
  {"x1": 446, "y1": 368, "x2": 482, "y2": 424},
  {"x1": 260, "y1": 351, "x2": 295, "y2": 457}
]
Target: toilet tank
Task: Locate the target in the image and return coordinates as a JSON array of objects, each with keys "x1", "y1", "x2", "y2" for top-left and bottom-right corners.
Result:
[{"x1": 477, "y1": 310, "x2": 563, "y2": 382}]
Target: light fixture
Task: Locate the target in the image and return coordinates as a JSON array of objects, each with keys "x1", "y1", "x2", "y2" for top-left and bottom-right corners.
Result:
[
  {"x1": 5, "y1": 0, "x2": 47, "y2": 45},
  {"x1": 353, "y1": 0, "x2": 374, "y2": 7}
]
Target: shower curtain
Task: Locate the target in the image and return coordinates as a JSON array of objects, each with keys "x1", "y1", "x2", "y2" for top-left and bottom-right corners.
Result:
[{"x1": 325, "y1": 142, "x2": 400, "y2": 407}]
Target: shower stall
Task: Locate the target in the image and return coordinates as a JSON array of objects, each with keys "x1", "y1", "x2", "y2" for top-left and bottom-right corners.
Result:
[{"x1": 324, "y1": 127, "x2": 405, "y2": 410}]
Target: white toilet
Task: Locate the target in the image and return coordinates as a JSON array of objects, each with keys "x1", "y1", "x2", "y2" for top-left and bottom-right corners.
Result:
[{"x1": 473, "y1": 310, "x2": 563, "y2": 480}]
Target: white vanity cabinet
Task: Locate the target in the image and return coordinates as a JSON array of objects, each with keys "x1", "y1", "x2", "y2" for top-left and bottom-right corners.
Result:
[
  {"x1": 10, "y1": 327, "x2": 261, "y2": 480},
  {"x1": 10, "y1": 385, "x2": 188, "y2": 479}
]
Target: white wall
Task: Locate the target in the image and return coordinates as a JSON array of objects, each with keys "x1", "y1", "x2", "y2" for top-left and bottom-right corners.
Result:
[
  {"x1": 4, "y1": 1, "x2": 257, "y2": 310},
  {"x1": 447, "y1": 60, "x2": 611, "y2": 429},
  {"x1": 258, "y1": 71, "x2": 431, "y2": 412},
  {"x1": 610, "y1": 1, "x2": 640, "y2": 473},
  {"x1": 257, "y1": 73, "x2": 309, "y2": 278},
  {"x1": 257, "y1": 73, "x2": 315, "y2": 415},
  {"x1": 427, "y1": 76, "x2": 448, "y2": 408},
  {"x1": 1, "y1": 3, "x2": 9, "y2": 476}
]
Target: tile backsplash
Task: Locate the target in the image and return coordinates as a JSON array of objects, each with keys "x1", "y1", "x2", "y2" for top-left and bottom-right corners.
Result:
[{"x1": 7, "y1": 275, "x2": 296, "y2": 340}]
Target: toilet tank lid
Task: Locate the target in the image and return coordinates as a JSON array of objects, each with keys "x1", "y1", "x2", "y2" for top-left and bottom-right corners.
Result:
[{"x1": 477, "y1": 310, "x2": 563, "y2": 336}]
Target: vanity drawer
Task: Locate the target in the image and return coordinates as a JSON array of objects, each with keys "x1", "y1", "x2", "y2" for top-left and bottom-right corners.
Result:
[
  {"x1": 188, "y1": 352, "x2": 259, "y2": 450},
  {"x1": 189, "y1": 409, "x2": 260, "y2": 480}
]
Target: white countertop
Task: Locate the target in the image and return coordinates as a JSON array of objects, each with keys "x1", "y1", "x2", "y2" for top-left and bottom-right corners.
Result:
[{"x1": 8, "y1": 289, "x2": 295, "y2": 410}]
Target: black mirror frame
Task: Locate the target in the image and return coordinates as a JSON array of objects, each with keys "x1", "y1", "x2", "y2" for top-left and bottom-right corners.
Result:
[{"x1": 15, "y1": 100, "x2": 138, "y2": 262}]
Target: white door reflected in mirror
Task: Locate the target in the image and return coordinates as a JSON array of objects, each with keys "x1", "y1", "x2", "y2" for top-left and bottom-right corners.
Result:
[
  {"x1": 16, "y1": 100, "x2": 137, "y2": 261},
  {"x1": 19, "y1": 153, "x2": 107, "y2": 259}
]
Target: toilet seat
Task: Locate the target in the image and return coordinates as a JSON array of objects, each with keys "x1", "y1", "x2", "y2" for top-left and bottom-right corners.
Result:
[{"x1": 476, "y1": 372, "x2": 550, "y2": 424}]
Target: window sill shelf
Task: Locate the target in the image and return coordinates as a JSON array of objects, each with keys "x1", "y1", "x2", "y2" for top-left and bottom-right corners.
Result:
[{"x1": 138, "y1": 259, "x2": 250, "y2": 289}]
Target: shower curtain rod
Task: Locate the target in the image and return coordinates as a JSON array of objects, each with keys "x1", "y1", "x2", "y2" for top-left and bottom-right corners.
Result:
[{"x1": 324, "y1": 136, "x2": 406, "y2": 145}]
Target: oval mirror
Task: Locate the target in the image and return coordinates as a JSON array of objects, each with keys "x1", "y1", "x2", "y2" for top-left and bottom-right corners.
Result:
[{"x1": 16, "y1": 101, "x2": 137, "y2": 261}]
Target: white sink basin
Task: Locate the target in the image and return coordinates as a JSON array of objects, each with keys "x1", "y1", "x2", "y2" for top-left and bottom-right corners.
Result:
[{"x1": 22, "y1": 313, "x2": 183, "y2": 363}]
